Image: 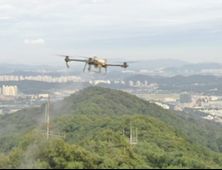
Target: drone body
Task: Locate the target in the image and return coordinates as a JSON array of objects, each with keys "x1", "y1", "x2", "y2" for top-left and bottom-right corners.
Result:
[{"x1": 63, "y1": 55, "x2": 129, "y2": 74}]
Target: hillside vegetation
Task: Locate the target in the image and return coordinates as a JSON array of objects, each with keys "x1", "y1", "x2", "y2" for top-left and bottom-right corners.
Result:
[
  {"x1": 1, "y1": 86, "x2": 222, "y2": 152},
  {"x1": 1, "y1": 86, "x2": 222, "y2": 168},
  {"x1": 51, "y1": 86, "x2": 222, "y2": 152},
  {"x1": 1, "y1": 115, "x2": 222, "y2": 169},
  {"x1": 1, "y1": 87, "x2": 222, "y2": 153}
]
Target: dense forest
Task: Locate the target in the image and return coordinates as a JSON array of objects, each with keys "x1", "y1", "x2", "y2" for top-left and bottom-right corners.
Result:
[
  {"x1": 1, "y1": 86, "x2": 222, "y2": 168},
  {"x1": 1, "y1": 115, "x2": 222, "y2": 169}
]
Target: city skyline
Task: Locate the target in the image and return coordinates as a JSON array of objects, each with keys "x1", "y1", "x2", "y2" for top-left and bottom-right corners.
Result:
[{"x1": 0, "y1": 0, "x2": 222, "y2": 65}]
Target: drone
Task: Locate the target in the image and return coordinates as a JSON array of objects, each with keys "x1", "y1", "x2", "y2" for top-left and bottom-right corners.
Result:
[{"x1": 59, "y1": 55, "x2": 131, "y2": 74}]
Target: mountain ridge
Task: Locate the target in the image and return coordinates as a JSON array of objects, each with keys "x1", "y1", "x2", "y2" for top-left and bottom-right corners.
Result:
[
  {"x1": 1, "y1": 86, "x2": 222, "y2": 168},
  {"x1": 1, "y1": 86, "x2": 222, "y2": 153}
]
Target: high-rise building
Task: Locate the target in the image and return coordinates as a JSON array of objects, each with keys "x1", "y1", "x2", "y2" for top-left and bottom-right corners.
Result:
[
  {"x1": 2, "y1": 85, "x2": 18, "y2": 97},
  {"x1": 180, "y1": 93, "x2": 193, "y2": 108},
  {"x1": 136, "y1": 81, "x2": 141, "y2": 86},
  {"x1": 129, "y1": 81, "x2": 133, "y2": 86},
  {"x1": 180, "y1": 93, "x2": 192, "y2": 103}
]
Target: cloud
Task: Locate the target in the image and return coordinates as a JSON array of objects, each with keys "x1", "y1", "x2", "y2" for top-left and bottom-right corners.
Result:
[
  {"x1": 1, "y1": 0, "x2": 222, "y2": 64},
  {"x1": 24, "y1": 39, "x2": 45, "y2": 45},
  {"x1": 91, "y1": 0, "x2": 104, "y2": 3},
  {"x1": 0, "y1": 17, "x2": 11, "y2": 20},
  {"x1": 0, "y1": 5, "x2": 14, "y2": 9}
]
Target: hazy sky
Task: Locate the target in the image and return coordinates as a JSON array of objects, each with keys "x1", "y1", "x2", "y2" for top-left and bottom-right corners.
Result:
[{"x1": 0, "y1": 0, "x2": 222, "y2": 66}]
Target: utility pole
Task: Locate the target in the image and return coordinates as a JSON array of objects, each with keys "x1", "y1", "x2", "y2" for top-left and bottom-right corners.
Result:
[
  {"x1": 129, "y1": 120, "x2": 138, "y2": 148},
  {"x1": 45, "y1": 101, "x2": 47, "y2": 124},
  {"x1": 47, "y1": 96, "x2": 50, "y2": 139},
  {"x1": 130, "y1": 121, "x2": 132, "y2": 144},
  {"x1": 41, "y1": 95, "x2": 65, "y2": 140},
  {"x1": 121, "y1": 121, "x2": 138, "y2": 155},
  {"x1": 122, "y1": 128, "x2": 126, "y2": 155}
]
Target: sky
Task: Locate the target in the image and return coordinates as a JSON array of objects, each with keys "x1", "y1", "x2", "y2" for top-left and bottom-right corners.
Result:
[{"x1": 0, "y1": 0, "x2": 222, "y2": 66}]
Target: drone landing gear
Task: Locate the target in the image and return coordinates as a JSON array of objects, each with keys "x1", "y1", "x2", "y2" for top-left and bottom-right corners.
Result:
[
  {"x1": 83, "y1": 64, "x2": 107, "y2": 74},
  {"x1": 83, "y1": 63, "x2": 88, "y2": 72},
  {"x1": 97, "y1": 67, "x2": 107, "y2": 74},
  {"x1": 83, "y1": 63, "x2": 92, "y2": 73}
]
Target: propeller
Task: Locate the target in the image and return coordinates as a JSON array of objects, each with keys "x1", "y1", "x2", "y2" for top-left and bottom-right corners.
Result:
[
  {"x1": 123, "y1": 62, "x2": 129, "y2": 68},
  {"x1": 56, "y1": 54, "x2": 88, "y2": 58},
  {"x1": 64, "y1": 56, "x2": 70, "y2": 68}
]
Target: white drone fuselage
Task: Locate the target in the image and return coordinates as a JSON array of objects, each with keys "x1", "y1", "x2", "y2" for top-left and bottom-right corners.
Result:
[{"x1": 93, "y1": 57, "x2": 107, "y2": 68}]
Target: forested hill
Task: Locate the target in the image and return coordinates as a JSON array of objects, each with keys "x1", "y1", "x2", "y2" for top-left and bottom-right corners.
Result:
[
  {"x1": 1, "y1": 86, "x2": 222, "y2": 154},
  {"x1": 47, "y1": 86, "x2": 222, "y2": 152},
  {"x1": 2, "y1": 115, "x2": 222, "y2": 169},
  {"x1": 1, "y1": 86, "x2": 222, "y2": 168}
]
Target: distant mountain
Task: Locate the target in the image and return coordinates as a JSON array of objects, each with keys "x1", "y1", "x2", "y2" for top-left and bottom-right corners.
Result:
[
  {"x1": 66, "y1": 58, "x2": 190, "y2": 73},
  {"x1": 101, "y1": 58, "x2": 189, "y2": 72},
  {"x1": 2, "y1": 60, "x2": 222, "y2": 77},
  {"x1": 125, "y1": 74, "x2": 222, "y2": 84},
  {"x1": 163, "y1": 62, "x2": 222, "y2": 73},
  {"x1": 123, "y1": 74, "x2": 222, "y2": 95},
  {"x1": 0, "y1": 64, "x2": 61, "y2": 74},
  {"x1": 127, "y1": 58, "x2": 190, "y2": 71}
]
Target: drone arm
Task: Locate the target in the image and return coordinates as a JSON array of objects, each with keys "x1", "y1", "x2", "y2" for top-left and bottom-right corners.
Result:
[
  {"x1": 108, "y1": 63, "x2": 129, "y2": 69},
  {"x1": 65, "y1": 59, "x2": 87, "y2": 69},
  {"x1": 69, "y1": 59, "x2": 87, "y2": 62},
  {"x1": 107, "y1": 64, "x2": 123, "y2": 67}
]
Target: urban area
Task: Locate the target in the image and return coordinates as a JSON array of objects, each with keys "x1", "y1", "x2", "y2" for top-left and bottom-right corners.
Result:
[{"x1": 1, "y1": 72, "x2": 222, "y2": 125}]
